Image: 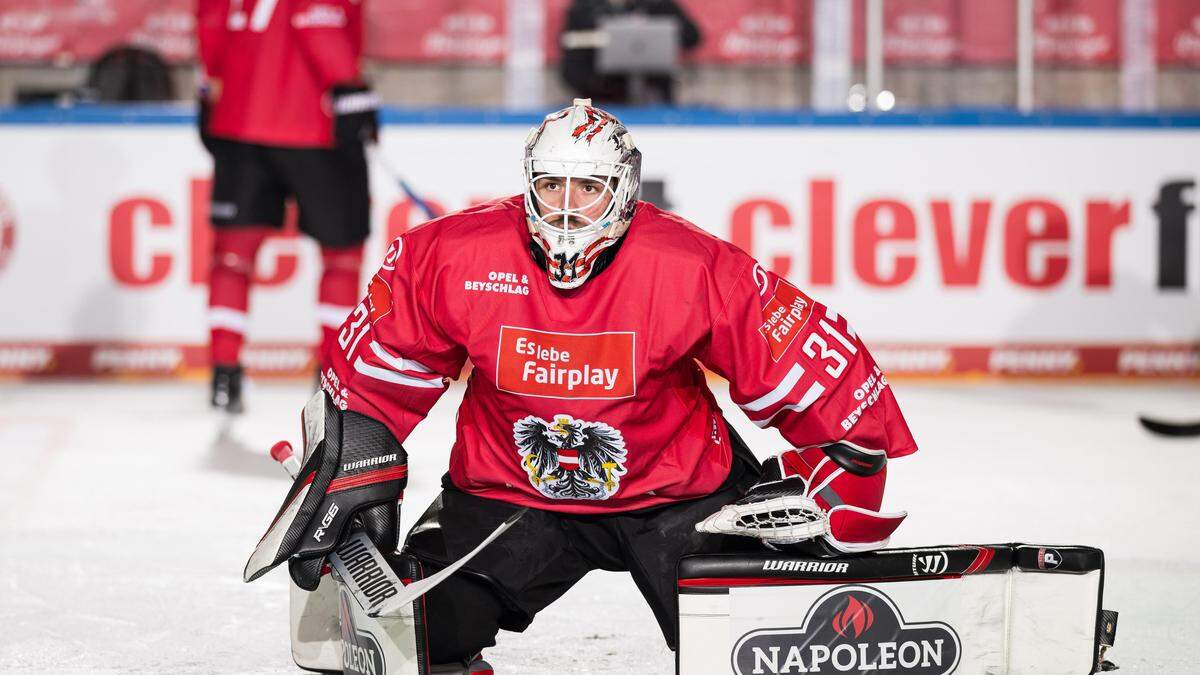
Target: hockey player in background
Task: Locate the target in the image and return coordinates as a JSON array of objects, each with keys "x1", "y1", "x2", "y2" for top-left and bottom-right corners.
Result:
[
  {"x1": 244, "y1": 99, "x2": 917, "y2": 670},
  {"x1": 196, "y1": 0, "x2": 379, "y2": 412}
]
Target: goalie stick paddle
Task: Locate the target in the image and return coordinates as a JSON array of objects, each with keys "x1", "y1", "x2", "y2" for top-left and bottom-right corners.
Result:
[
  {"x1": 1138, "y1": 416, "x2": 1200, "y2": 437},
  {"x1": 366, "y1": 143, "x2": 440, "y2": 221},
  {"x1": 369, "y1": 507, "x2": 528, "y2": 617},
  {"x1": 269, "y1": 441, "x2": 527, "y2": 615}
]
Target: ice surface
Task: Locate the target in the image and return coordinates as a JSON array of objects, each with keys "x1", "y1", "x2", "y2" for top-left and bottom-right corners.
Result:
[{"x1": 1, "y1": 378, "x2": 1197, "y2": 673}]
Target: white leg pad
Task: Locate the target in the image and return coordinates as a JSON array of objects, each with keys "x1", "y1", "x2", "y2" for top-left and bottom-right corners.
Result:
[
  {"x1": 335, "y1": 573, "x2": 422, "y2": 675},
  {"x1": 289, "y1": 573, "x2": 342, "y2": 672},
  {"x1": 288, "y1": 532, "x2": 426, "y2": 675}
]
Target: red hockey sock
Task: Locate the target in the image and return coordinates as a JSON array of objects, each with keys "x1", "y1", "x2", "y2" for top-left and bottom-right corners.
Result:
[
  {"x1": 209, "y1": 228, "x2": 270, "y2": 367},
  {"x1": 317, "y1": 243, "x2": 365, "y2": 361}
]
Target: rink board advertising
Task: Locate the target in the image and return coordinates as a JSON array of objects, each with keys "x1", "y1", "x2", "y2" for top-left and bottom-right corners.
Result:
[
  {"x1": 676, "y1": 545, "x2": 1114, "y2": 675},
  {"x1": 0, "y1": 111, "x2": 1197, "y2": 378},
  {"x1": 8, "y1": 0, "x2": 1200, "y2": 67}
]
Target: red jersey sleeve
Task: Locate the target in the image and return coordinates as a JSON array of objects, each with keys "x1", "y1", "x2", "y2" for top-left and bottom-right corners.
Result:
[
  {"x1": 290, "y1": 0, "x2": 362, "y2": 89},
  {"x1": 196, "y1": 0, "x2": 231, "y2": 78},
  {"x1": 321, "y1": 235, "x2": 467, "y2": 444},
  {"x1": 699, "y1": 256, "x2": 917, "y2": 459}
]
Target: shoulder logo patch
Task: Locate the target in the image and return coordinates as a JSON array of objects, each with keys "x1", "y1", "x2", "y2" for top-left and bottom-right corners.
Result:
[
  {"x1": 366, "y1": 274, "x2": 392, "y2": 323},
  {"x1": 758, "y1": 279, "x2": 814, "y2": 361},
  {"x1": 381, "y1": 236, "x2": 402, "y2": 272}
]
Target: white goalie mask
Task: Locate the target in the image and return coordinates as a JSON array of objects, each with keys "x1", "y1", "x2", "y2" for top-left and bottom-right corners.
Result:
[{"x1": 523, "y1": 98, "x2": 641, "y2": 289}]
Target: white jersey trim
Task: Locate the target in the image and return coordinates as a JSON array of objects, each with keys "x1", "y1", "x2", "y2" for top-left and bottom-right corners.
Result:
[
  {"x1": 752, "y1": 381, "x2": 826, "y2": 428},
  {"x1": 739, "y1": 363, "x2": 804, "y2": 412},
  {"x1": 369, "y1": 341, "x2": 436, "y2": 375},
  {"x1": 353, "y1": 356, "x2": 445, "y2": 389}
]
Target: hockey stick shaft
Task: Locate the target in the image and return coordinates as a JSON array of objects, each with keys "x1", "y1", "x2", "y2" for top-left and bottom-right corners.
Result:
[
  {"x1": 366, "y1": 143, "x2": 440, "y2": 221},
  {"x1": 370, "y1": 507, "x2": 526, "y2": 616}
]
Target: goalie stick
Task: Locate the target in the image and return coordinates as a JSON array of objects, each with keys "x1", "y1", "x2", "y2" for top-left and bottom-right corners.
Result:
[
  {"x1": 269, "y1": 441, "x2": 526, "y2": 615},
  {"x1": 1138, "y1": 415, "x2": 1200, "y2": 438},
  {"x1": 367, "y1": 143, "x2": 441, "y2": 222},
  {"x1": 371, "y1": 508, "x2": 526, "y2": 616}
]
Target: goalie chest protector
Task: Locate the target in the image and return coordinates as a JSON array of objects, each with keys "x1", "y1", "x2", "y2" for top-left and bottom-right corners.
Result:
[{"x1": 677, "y1": 544, "x2": 1115, "y2": 675}]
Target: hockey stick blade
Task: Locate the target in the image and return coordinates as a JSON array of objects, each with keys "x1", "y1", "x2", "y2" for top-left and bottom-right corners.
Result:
[
  {"x1": 1139, "y1": 416, "x2": 1200, "y2": 437},
  {"x1": 370, "y1": 507, "x2": 529, "y2": 617}
]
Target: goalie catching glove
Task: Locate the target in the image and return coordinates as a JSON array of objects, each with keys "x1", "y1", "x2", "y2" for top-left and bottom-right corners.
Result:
[
  {"x1": 696, "y1": 443, "x2": 906, "y2": 556},
  {"x1": 244, "y1": 391, "x2": 407, "y2": 590}
]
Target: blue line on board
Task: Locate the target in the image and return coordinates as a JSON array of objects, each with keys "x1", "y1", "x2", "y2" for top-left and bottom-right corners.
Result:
[{"x1": 1, "y1": 103, "x2": 1198, "y2": 128}]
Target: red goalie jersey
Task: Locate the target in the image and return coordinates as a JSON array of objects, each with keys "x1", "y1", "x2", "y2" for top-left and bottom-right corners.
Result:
[{"x1": 322, "y1": 197, "x2": 917, "y2": 514}]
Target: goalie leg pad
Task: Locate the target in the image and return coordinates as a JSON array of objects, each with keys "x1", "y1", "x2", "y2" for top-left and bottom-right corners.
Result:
[
  {"x1": 334, "y1": 553, "x2": 426, "y2": 675},
  {"x1": 330, "y1": 551, "x2": 496, "y2": 675},
  {"x1": 290, "y1": 568, "x2": 342, "y2": 672}
]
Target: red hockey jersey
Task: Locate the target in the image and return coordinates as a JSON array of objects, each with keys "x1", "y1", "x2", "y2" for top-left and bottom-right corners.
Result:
[
  {"x1": 196, "y1": 0, "x2": 363, "y2": 147},
  {"x1": 322, "y1": 197, "x2": 917, "y2": 514}
]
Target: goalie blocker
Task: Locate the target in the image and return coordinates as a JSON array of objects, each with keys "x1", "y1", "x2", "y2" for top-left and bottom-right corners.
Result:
[{"x1": 677, "y1": 544, "x2": 1118, "y2": 675}]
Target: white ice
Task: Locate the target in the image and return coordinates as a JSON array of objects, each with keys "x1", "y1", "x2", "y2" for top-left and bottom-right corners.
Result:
[{"x1": 1, "y1": 378, "x2": 1197, "y2": 673}]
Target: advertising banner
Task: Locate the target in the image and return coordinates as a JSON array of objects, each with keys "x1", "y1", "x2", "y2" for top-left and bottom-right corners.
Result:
[
  {"x1": 0, "y1": 0, "x2": 194, "y2": 64},
  {"x1": 1158, "y1": 0, "x2": 1200, "y2": 66},
  {"x1": 0, "y1": 116, "x2": 1197, "y2": 378},
  {"x1": 11, "y1": 0, "x2": 1200, "y2": 67},
  {"x1": 855, "y1": 0, "x2": 1120, "y2": 66},
  {"x1": 0, "y1": 0, "x2": 809, "y2": 65},
  {"x1": 368, "y1": 0, "x2": 507, "y2": 63}
]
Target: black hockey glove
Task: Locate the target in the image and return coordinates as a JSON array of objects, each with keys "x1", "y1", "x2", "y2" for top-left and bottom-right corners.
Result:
[
  {"x1": 197, "y1": 81, "x2": 217, "y2": 154},
  {"x1": 332, "y1": 83, "x2": 380, "y2": 147},
  {"x1": 244, "y1": 391, "x2": 406, "y2": 590}
]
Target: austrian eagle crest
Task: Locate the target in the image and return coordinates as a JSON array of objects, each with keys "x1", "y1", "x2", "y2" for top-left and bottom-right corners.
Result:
[{"x1": 513, "y1": 414, "x2": 628, "y2": 500}]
